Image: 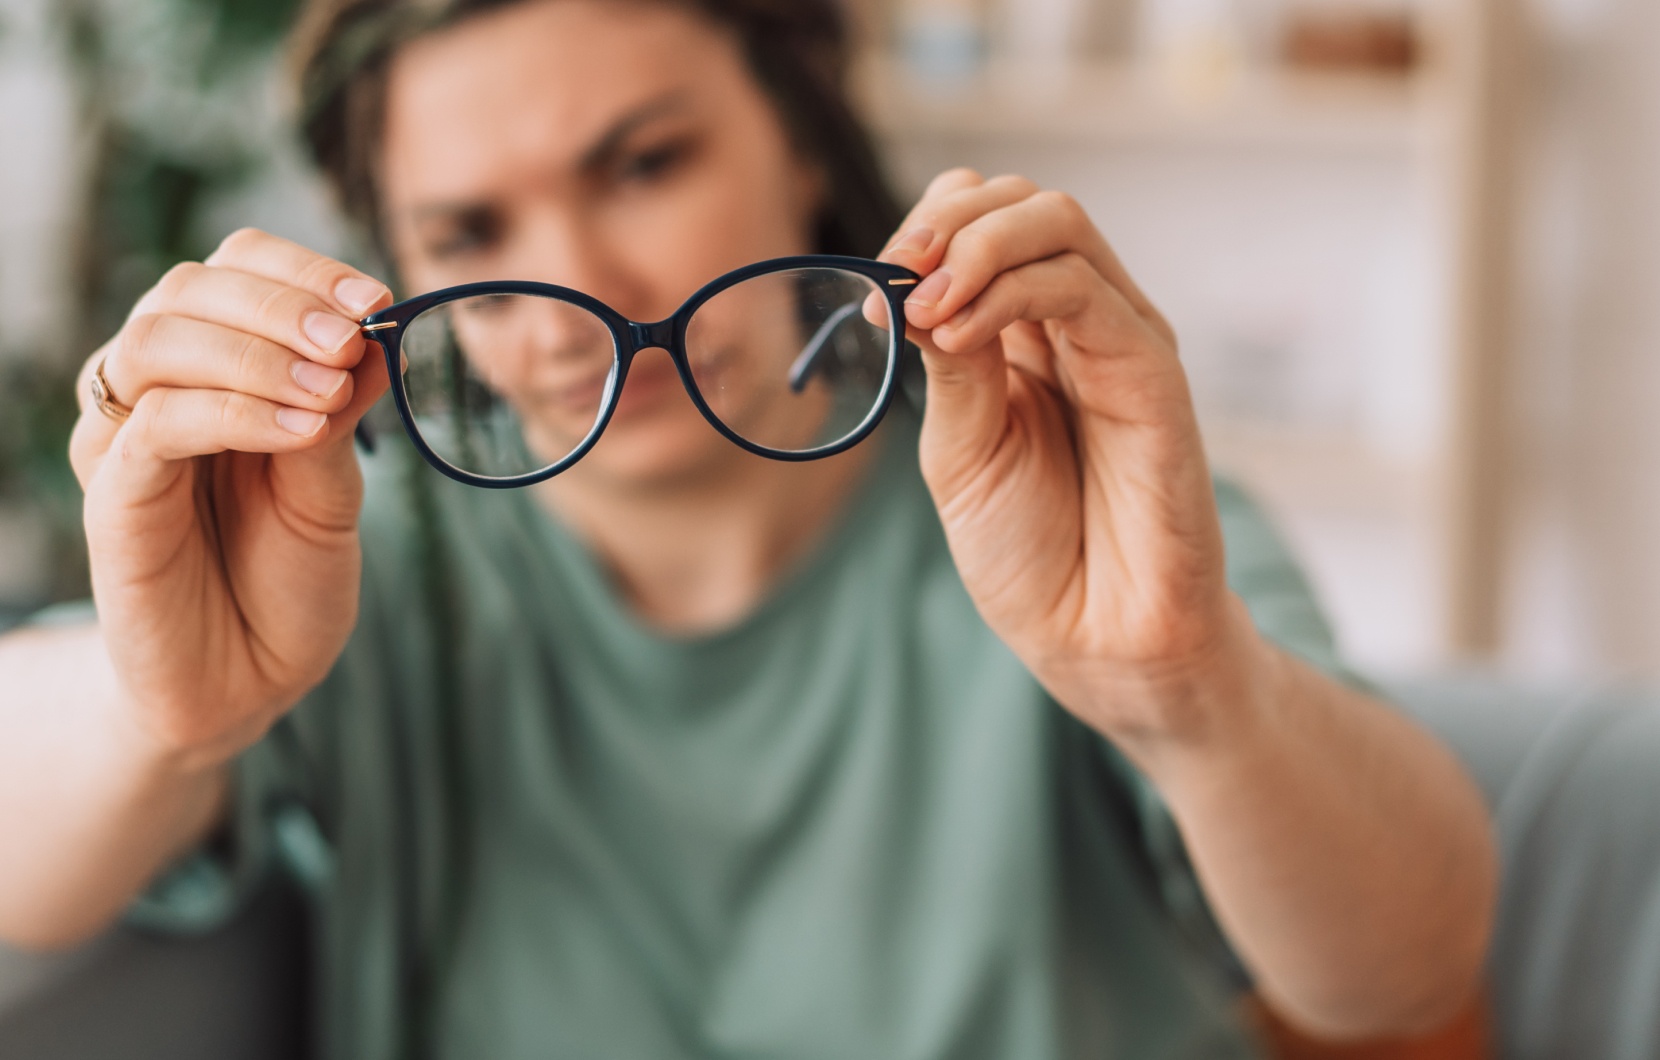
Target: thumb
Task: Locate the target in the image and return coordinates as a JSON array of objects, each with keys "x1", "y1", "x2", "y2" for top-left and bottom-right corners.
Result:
[
  {"x1": 911, "y1": 323, "x2": 1009, "y2": 498},
  {"x1": 269, "y1": 345, "x2": 392, "y2": 521}
]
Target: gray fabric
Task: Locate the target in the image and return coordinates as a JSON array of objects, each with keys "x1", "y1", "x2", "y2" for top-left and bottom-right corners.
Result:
[
  {"x1": 7, "y1": 677, "x2": 1660, "y2": 1057},
  {"x1": 0, "y1": 880, "x2": 310, "y2": 1060},
  {"x1": 1387, "y1": 675, "x2": 1660, "y2": 1060}
]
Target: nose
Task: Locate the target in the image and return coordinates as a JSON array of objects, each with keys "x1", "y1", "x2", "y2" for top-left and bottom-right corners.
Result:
[
  {"x1": 509, "y1": 208, "x2": 657, "y2": 322},
  {"x1": 521, "y1": 297, "x2": 612, "y2": 360}
]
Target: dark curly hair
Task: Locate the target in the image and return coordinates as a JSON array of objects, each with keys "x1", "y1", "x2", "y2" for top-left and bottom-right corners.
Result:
[{"x1": 289, "y1": 0, "x2": 905, "y2": 263}]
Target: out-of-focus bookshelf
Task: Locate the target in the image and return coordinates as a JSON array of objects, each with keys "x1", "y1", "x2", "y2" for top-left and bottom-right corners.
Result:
[
  {"x1": 859, "y1": 56, "x2": 1426, "y2": 153},
  {"x1": 851, "y1": 0, "x2": 1524, "y2": 671}
]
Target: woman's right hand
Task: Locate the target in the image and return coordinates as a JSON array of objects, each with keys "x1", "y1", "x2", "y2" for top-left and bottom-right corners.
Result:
[{"x1": 69, "y1": 228, "x2": 394, "y2": 770}]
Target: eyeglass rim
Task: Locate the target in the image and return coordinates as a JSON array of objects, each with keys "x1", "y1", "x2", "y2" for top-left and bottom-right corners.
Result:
[{"x1": 360, "y1": 254, "x2": 921, "y2": 490}]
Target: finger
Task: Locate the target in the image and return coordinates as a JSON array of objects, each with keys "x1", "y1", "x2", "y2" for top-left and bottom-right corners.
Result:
[
  {"x1": 126, "y1": 262, "x2": 375, "y2": 380},
  {"x1": 1086, "y1": 236, "x2": 1176, "y2": 349},
  {"x1": 104, "y1": 313, "x2": 357, "y2": 419},
  {"x1": 81, "y1": 387, "x2": 344, "y2": 530},
  {"x1": 880, "y1": 173, "x2": 1040, "y2": 275},
  {"x1": 934, "y1": 254, "x2": 1185, "y2": 432},
  {"x1": 70, "y1": 405, "x2": 118, "y2": 491},
  {"x1": 901, "y1": 192, "x2": 1096, "y2": 333},
  {"x1": 112, "y1": 387, "x2": 337, "y2": 469},
  {"x1": 342, "y1": 337, "x2": 393, "y2": 424},
  {"x1": 909, "y1": 320, "x2": 1010, "y2": 488},
  {"x1": 266, "y1": 340, "x2": 394, "y2": 494},
  {"x1": 879, "y1": 167, "x2": 985, "y2": 255},
  {"x1": 929, "y1": 253, "x2": 1104, "y2": 356},
  {"x1": 204, "y1": 228, "x2": 392, "y2": 321},
  {"x1": 70, "y1": 340, "x2": 126, "y2": 488},
  {"x1": 898, "y1": 185, "x2": 1173, "y2": 348}
]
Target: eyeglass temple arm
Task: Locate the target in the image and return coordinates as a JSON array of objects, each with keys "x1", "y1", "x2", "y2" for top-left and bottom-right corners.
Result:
[{"x1": 788, "y1": 301, "x2": 866, "y2": 394}]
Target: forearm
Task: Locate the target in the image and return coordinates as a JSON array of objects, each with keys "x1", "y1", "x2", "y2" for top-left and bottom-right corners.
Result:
[
  {"x1": 1111, "y1": 602, "x2": 1497, "y2": 1040},
  {"x1": 0, "y1": 623, "x2": 227, "y2": 952}
]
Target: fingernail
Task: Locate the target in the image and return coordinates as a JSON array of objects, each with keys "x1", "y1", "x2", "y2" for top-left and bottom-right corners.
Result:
[
  {"x1": 276, "y1": 408, "x2": 328, "y2": 436},
  {"x1": 292, "y1": 360, "x2": 350, "y2": 398},
  {"x1": 941, "y1": 306, "x2": 973, "y2": 331},
  {"x1": 907, "y1": 269, "x2": 952, "y2": 310},
  {"x1": 893, "y1": 227, "x2": 934, "y2": 256},
  {"x1": 335, "y1": 277, "x2": 388, "y2": 316},
  {"x1": 304, "y1": 311, "x2": 357, "y2": 354}
]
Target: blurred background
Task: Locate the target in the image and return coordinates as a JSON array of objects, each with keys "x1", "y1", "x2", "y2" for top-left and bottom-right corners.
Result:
[{"x1": 0, "y1": 0, "x2": 1656, "y2": 682}]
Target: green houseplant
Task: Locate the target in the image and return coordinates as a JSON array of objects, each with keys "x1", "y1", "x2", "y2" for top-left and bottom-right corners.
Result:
[{"x1": 0, "y1": 0, "x2": 304, "y2": 612}]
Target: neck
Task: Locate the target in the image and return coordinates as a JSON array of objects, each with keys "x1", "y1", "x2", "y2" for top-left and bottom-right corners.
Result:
[{"x1": 537, "y1": 435, "x2": 882, "y2": 634}]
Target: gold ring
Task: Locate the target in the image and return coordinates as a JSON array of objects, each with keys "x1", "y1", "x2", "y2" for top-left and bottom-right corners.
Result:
[{"x1": 89, "y1": 357, "x2": 133, "y2": 421}]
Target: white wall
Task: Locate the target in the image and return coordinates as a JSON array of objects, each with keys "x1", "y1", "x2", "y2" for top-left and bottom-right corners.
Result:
[
  {"x1": 1501, "y1": 0, "x2": 1660, "y2": 680},
  {"x1": 880, "y1": 104, "x2": 1461, "y2": 674},
  {"x1": 4, "y1": 0, "x2": 1660, "y2": 678},
  {"x1": 0, "y1": 0, "x2": 78, "y2": 360}
]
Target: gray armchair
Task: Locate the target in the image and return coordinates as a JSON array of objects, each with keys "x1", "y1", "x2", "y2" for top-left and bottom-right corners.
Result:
[
  {"x1": 0, "y1": 879, "x2": 309, "y2": 1059},
  {"x1": 1390, "y1": 676, "x2": 1660, "y2": 1060},
  {"x1": 3, "y1": 677, "x2": 1658, "y2": 1059}
]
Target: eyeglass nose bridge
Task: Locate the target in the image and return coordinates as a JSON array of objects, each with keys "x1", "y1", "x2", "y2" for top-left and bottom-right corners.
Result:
[{"x1": 628, "y1": 319, "x2": 677, "y2": 354}]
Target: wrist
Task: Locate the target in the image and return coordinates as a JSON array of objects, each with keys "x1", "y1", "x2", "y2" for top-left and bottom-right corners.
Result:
[
  {"x1": 93, "y1": 669, "x2": 270, "y2": 784},
  {"x1": 1047, "y1": 594, "x2": 1288, "y2": 772},
  {"x1": 96, "y1": 700, "x2": 243, "y2": 792}
]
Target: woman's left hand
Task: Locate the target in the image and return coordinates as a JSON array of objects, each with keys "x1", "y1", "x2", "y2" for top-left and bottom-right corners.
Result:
[
  {"x1": 881, "y1": 170, "x2": 1499, "y2": 1039},
  {"x1": 881, "y1": 168, "x2": 1263, "y2": 749}
]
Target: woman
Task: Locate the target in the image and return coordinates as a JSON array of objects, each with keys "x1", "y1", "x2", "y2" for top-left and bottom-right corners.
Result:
[{"x1": 0, "y1": 0, "x2": 1497, "y2": 1056}]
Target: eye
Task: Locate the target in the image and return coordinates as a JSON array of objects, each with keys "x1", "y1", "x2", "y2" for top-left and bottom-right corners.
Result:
[
  {"x1": 423, "y1": 208, "x2": 503, "y2": 261},
  {"x1": 616, "y1": 138, "x2": 692, "y2": 185}
]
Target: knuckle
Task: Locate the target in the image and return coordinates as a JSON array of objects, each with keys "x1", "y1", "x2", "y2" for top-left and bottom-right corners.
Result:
[
  {"x1": 972, "y1": 273, "x2": 1021, "y2": 326},
  {"x1": 930, "y1": 167, "x2": 982, "y2": 193},
  {"x1": 252, "y1": 284, "x2": 309, "y2": 341},
  {"x1": 1057, "y1": 250, "x2": 1094, "y2": 278},
  {"x1": 293, "y1": 254, "x2": 353, "y2": 296},
  {"x1": 139, "y1": 387, "x2": 175, "y2": 429},
  {"x1": 1033, "y1": 188, "x2": 1083, "y2": 219},
  {"x1": 988, "y1": 268, "x2": 1024, "y2": 301},
  {"x1": 119, "y1": 392, "x2": 166, "y2": 455},
  {"x1": 154, "y1": 261, "x2": 205, "y2": 302},
  {"x1": 951, "y1": 223, "x2": 1001, "y2": 267},
  {"x1": 67, "y1": 419, "x2": 101, "y2": 485},
  {"x1": 213, "y1": 391, "x2": 242, "y2": 434},
  {"x1": 211, "y1": 226, "x2": 265, "y2": 262},
  {"x1": 116, "y1": 312, "x2": 166, "y2": 374},
  {"x1": 988, "y1": 174, "x2": 1040, "y2": 198},
  {"x1": 229, "y1": 330, "x2": 267, "y2": 388}
]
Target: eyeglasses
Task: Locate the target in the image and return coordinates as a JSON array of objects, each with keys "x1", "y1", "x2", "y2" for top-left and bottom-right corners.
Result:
[{"x1": 355, "y1": 255, "x2": 920, "y2": 489}]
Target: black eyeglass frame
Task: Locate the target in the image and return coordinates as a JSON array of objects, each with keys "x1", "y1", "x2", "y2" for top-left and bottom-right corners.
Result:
[{"x1": 357, "y1": 254, "x2": 921, "y2": 490}]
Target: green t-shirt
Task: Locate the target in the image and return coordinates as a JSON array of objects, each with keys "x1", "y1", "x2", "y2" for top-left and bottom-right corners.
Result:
[{"x1": 139, "y1": 410, "x2": 1346, "y2": 1059}]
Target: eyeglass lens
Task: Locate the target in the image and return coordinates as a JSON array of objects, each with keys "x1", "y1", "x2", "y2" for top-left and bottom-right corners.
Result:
[{"x1": 396, "y1": 267, "x2": 896, "y2": 480}]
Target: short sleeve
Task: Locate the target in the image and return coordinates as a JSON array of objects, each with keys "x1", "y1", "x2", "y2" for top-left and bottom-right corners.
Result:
[
  {"x1": 125, "y1": 714, "x2": 333, "y2": 935},
  {"x1": 1212, "y1": 477, "x2": 1353, "y2": 680},
  {"x1": 1107, "y1": 477, "x2": 1356, "y2": 993}
]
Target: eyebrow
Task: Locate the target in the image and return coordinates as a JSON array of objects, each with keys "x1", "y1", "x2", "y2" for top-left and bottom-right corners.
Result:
[
  {"x1": 409, "y1": 90, "x2": 695, "y2": 225},
  {"x1": 577, "y1": 91, "x2": 693, "y2": 171}
]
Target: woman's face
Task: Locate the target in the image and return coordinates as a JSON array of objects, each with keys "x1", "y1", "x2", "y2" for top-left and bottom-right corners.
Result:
[{"x1": 379, "y1": 0, "x2": 828, "y2": 486}]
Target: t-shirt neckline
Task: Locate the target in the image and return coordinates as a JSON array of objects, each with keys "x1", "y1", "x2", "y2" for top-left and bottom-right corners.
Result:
[{"x1": 503, "y1": 413, "x2": 919, "y2": 657}]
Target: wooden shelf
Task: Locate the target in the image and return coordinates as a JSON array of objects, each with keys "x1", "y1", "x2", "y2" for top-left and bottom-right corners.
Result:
[
  {"x1": 1200, "y1": 417, "x2": 1442, "y2": 518},
  {"x1": 857, "y1": 54, "x2": 1432, "y2": 156}
]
